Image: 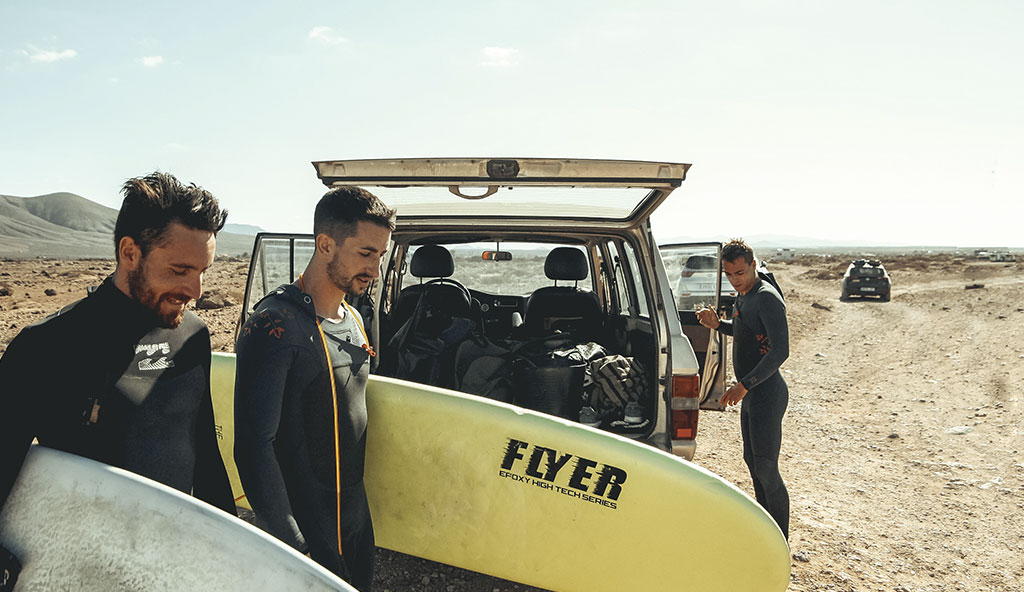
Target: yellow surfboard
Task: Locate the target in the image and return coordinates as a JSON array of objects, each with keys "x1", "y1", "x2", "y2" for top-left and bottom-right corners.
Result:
[{"x1": 211, "y1": 352, "x2": 790, "y2": 591}]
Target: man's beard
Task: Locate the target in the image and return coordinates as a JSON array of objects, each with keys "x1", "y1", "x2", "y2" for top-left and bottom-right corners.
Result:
[
  {"x1": 126, "y1": 263, "x2": 188, "y2": 328},
  {"x1": 327, "y1": 254, "x2": 370, "y2": 296}
]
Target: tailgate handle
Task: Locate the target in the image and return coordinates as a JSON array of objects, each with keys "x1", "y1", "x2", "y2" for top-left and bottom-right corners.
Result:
[{"x1": 448, "y1": 185, "x2": 499, "y2": 200}]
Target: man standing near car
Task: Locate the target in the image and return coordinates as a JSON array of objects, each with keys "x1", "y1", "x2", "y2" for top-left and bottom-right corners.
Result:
[
  {"x1": 234, "y1": 186, "x2": 395, "y2": 591},
  {"x1": 0, "y1": 172, "x2": 236, "y2": 591},
  {"x1": 696, "y1": 239, "x2": 790, "y2": 539}
]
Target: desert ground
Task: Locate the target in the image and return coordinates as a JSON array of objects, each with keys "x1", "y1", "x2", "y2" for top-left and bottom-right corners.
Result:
[{"x1": 1, "y1": 254, "x2": 1021, "y2": 592}]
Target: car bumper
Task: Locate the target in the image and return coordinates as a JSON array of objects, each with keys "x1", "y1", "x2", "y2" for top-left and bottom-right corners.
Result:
[
  {"x1": 844, "y1": 284, "x2": 890, "y2": 296},
  {"x1": 671, "y1": 439, "x2": 696, "y2": 461}
]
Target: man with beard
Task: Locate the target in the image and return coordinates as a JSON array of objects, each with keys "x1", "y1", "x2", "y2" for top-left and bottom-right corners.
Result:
[
  {"x1": 0, "y1": 172, "x2": 235, "y2": 591},
  {"x1": 234, "y1": 186, "x2": 394, "y2": 592}
]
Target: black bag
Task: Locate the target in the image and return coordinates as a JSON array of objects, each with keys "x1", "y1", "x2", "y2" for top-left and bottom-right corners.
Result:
[
  {"x1": 380, "y1": 285, "x2": 475, "y2": 389},
  {"x1": 508, "y1": 335, "x2": 588, "y2": 420},
  {"x1": 758, "y1": 266, "x2": 784, "y2": 301},
  {"x1": 454, "y1": 336, "x2": 517, "y2": 403}
]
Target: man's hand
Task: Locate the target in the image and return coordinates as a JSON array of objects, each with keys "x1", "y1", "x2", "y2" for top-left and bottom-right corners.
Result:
[
  {"x1": 695, "y1": 305, "x2": 721, "y2": 330},
  {"x1": 1, "y1": 544, "x2": 21, "y2": 592},
  {"x1": 720, "y1": 381, "x2": 748, "y2": 407}
]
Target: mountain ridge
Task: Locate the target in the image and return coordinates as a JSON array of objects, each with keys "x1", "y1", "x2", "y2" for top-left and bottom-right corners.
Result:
[{"x1": 0, "y1": 192, "x2": 258, "y2": 258}]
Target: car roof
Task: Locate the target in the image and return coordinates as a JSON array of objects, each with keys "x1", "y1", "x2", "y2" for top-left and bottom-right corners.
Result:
[{"x1": 311, "y1": 158, "x2": 691, "y2": 230}]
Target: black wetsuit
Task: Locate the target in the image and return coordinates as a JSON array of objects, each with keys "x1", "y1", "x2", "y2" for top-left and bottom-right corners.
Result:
[
  {"x1": 0, "y1": 277, "x2": 236, "y2": 515},
  {"x1": 716, "y1": 278, "x2": 790, "y2": 538},
  {"x1": 234, "y1": 284, "x2": 374, "y2": 591}
]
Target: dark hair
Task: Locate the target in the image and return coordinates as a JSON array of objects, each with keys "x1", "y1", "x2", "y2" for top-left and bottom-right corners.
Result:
[
  {"x1": 114, "y1": 172, "x2": 227, "y2": 260},
  {"x1": 721, "y1": 238, "x2": 755, "y2": 264},
  {"x1": 313, "y1": 186, "x2": 396, "y2": 240}
]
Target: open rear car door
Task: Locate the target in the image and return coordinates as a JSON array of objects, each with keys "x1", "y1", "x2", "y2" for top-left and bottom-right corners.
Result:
[{"x1": 658, "y1": 242, "x2": 730, "y2": 410}]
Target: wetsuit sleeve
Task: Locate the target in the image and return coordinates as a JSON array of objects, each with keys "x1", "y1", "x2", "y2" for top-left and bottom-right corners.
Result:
[
  {"x1": 716, "y1": 318, "x2": 734, "y2": 336},
  {"x1": 739, "y1": 291, "x2": 789, "y2": 390},
  {"x1": 191, "y1": 329, "x2": 237, "y2": 515},
  {"x1": 0, "y1": 330, "x2": 43, "y2": 513},
  {"x1": 233, "y1": 315, "x2": 306, "y2": 551}
]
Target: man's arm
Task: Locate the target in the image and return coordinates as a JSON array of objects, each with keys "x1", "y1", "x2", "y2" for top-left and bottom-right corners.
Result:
[
  {"x1": 233, "y1": 314, "x2": 306, "y2": 550},
  {"x1": 738, "y1": 291, "x2": 789, "y2": 390},
  {"x1": 191, "y1": 328, "x2": 237, "y2": 515},
  {"x1": 0, "y1": 330, "x2": 43, "y2": 513},
  {"x1": 0, "y1": 330, "x2": 43, "y2": 590},
  {"x1": 696, "y1": 306, "x2": 734, "y2": 335}
]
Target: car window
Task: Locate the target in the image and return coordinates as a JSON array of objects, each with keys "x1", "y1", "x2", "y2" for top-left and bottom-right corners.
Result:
[
  {"x1": 661, "y1": 244, "x2": 728, "y2": 311},
  {"x1": 851, "y1": 267, "x2": 884, "y2": 278},
  {"x1": 372, "y1": 186, "x2": 653, "y2": 220},
  {"x1": 406, "y1": 243, "x2": 590, "y2": 296},
  {"x1": 607, "y1": 242, "x2": 633, "y2": 315},
  {"x1": 620, "y1": 241, "x2": 650, "y2": 318},
  {"x1": 684, "y1": 255, "x2": 717, "y2": 270},
  {"x1": 246, "y1": 236, "x2": 314, "y2": 314}
]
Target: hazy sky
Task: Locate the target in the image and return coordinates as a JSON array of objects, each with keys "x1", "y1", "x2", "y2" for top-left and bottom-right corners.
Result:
[{"x1": 2, "y1": 1, "x2": 1022, "y2": 247}]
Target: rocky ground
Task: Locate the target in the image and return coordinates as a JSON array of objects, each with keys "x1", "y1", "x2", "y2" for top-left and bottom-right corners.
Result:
[{"x1": 1, "y1": 254, "x2": 1021, "y2": 591}]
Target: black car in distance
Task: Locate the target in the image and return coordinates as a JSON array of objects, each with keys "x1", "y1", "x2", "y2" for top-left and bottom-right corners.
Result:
[{"x1": 841, "y1": 259, "x2": 891, "y2": 302}]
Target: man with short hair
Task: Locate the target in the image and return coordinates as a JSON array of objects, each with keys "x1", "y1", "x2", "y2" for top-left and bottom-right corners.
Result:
[
  {"x1": 0, "y1": 172, "x2": 236, "y2": 590},
  {"x1": 696, "y1": 238, "x2": 790, "y2": 539},
  {"x1": 234, "y1": 186, "x2": 396, "y2": 591}
]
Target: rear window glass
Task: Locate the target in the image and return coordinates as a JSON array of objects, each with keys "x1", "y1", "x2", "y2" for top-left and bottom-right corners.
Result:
[
  {"x1": 684, "y1": 255, "x2": 717, "y2": 270},
  {"x1": 373, "y1": 186, "x2": 653, "y2": 220},
  {"x1": 851, "y1": 267, "x2": 884, "y2": 278},
  {"x1": 621, "y1": 242, "x2": 650, "y2": 318}
]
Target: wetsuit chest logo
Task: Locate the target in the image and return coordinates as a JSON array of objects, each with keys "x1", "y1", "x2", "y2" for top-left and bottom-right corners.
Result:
[{"x1": 136, "y1": 342, "x2": 175, "y2": 371}]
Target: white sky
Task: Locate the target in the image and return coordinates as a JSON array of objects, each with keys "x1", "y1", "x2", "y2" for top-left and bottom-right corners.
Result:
[{"x1": 1, "y1": 1, "x2": 1022, "y2": 247}]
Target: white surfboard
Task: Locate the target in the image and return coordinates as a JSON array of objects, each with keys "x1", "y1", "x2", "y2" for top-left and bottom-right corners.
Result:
[
  {"x1": 211, "y1": 352, "x2": 790, "y2": 592},
  {"x1": 0, "y1": 445, "x2": 357, "y2": 592}
]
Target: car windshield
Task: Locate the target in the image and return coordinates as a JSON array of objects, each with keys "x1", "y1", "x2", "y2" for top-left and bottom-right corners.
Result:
[
  {"x1": 851, "y1": 267, "x2": 884, "y2": 278},
  {"x1": 406, "y1": 242, "x2": 589, "y2": 296}
]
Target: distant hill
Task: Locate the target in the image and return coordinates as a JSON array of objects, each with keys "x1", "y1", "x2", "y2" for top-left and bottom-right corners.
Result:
[
  {"x1": 656, "y1": 232, "x2": 887, "y2": 249},
  {"x1": 0, "y1": 192, "x2": 257, "y2": 258},
  {"x1": 654, "y1": 232, "x2": 976, "y2": 254},
  {"x1": 223, "y1": 223, "x2": 264, "y2": 236}
]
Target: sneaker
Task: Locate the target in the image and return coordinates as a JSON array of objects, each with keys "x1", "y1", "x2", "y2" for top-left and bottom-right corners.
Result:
[
  {"x1": 578, "y1": 406, "x2": 601, "y2": 427},
  {"x1": 623, "y1": 401, "x2": 644, "y2": 424}
]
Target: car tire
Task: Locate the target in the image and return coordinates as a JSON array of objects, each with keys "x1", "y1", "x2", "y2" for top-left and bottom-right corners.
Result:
[
  {"x1": 840, "y1": 292, "x2": 849, "y2": 302},
  {"x1": 881, "y1": 293, "x2": 890, "y2": 302}
]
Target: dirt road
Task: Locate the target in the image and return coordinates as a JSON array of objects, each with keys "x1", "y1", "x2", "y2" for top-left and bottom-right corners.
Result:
[
  {"x1": 702, "y1": 255, "x2": 1024, "y2": 592},
  {"x1": 1, "y1": 254, "x2": 1021, "y2": 591}
]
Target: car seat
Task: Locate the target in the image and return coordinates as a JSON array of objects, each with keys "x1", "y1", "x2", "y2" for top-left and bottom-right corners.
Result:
[
  {"x1": 381, "y1": 245, "x2": 480, "y2": 388},
  {"x1": 389, "y1": 245, "x2": 470, "y2": 336},
  {"x1": 523, "y1": 247, "x2": 602, "y2": 341}
]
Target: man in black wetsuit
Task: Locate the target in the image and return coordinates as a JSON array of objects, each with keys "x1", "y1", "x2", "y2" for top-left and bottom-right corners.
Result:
[
  {"x1": 0, "y1": 172, "x2": 236, "y2": 590},
  {"x1": 696, "y1": 239, "x2": 790, "y2": 539},
  {"x1": 234, "y1": 186, "x2": 395, "y2": 591}
]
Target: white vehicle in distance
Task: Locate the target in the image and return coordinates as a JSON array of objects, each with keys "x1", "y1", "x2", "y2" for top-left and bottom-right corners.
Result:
[
  {"x1": 239, "y1": 158, "x2": 732, "y2": 459},
  {"x1": 658, "y1": 242, "x2": 734, "y2": 412},
  {"x1": 666, "y1": 247, "x2": 738, "y2": 313}
]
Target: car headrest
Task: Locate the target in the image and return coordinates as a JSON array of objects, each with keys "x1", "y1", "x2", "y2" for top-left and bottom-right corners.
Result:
[
  {"x1": 544, "y1": 247, "x2": 588, "y2": 281},
  {"x1": 410, "y1": 245, "x2": 455, "y2": 278}
]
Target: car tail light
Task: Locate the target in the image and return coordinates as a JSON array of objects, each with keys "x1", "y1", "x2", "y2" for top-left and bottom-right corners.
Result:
[
  {"x1": 671, "y1": 374, "x2": 700, "y2": 440},
  {"x1": 680, "y1": 271, "x2": 694, "y2": 277}
]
